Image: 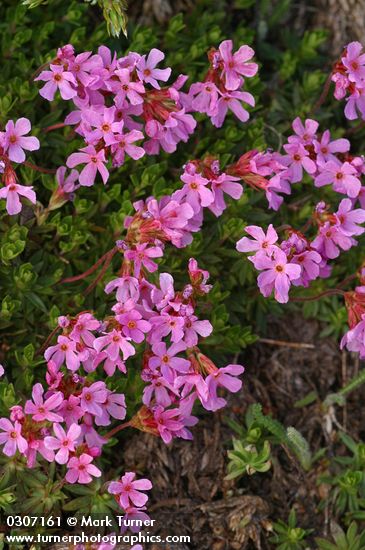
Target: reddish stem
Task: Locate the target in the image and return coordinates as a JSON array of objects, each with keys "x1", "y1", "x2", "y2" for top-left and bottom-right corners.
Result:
[
  {"x1": 291, "y1": 288, "x2": 345, "y2": 302},
  {"x1": 84, "y1": 248, "x2": 117, "y2": 295},
  {"x1": 36, "y1": 325, "x2": 60, "y2": 356},
  {"x1": 312, "y1": 73, "x2": 333, "y2": 114},
  {"x1": 24, "y1": 161, "x2": 57, "y2": 175},
  {"x1": 105, "y1": 421, "x2": 131, "y2": 439},
  {"x1": 59, "y1": 248, "x2": 116, "y2": 284},
  {"x1": 43, "y1": 122, "x2": 68, "y2": 133}
]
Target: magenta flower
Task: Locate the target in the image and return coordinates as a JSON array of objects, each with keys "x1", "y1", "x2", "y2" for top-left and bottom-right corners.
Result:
[
  {"x1": 292, "y1": 250, "x2": 322, "y2": 286},
  {"x1": 149, "y1": 313, "x2": 185, "y2": 343},
  {"x1": 341, "y1": 314, "x2": 365, "y2": 358},
  {"x1": 283, "y1": 142, "x2": 316, "y2": 183},
  {"x1": 44, "y1": 423, "x2": 81, "y2": 464},
  {"x1": 342, "y1": 41, "x2": 365, "y2": 83},
  {"x1": 151, "y1": 272, "x2": 175, "y2": 310},
  {"x1": 136, "y1": 48, "x2": 171, "y2": 89},
  {"x1": 236, "y1": 224, "x2": 278, "y2": 253},
  {"x1": 209, "y1": 173, "x2": 243, "y2": 216},
  {"x1": 0, "y1": 183, "x2": 36, "y2": 215},
  {"x1": 112, "y1": 68, "x2": 145, "y2": 104},
  {"x1": 117, "y1": 310, "x2": 151, "y2": 343},
  {"x1": 108, "y1": 472, "x2": 152, "y2": 509},
  {"x1": 45, "y1": 335, "x2": 81, "y2": 371},
  {"x1": 211, "y1": 91, "x2": 255, "y2": 128},
  {"x1": 125, "y1": 243, "x2": 163, "y2": 277},
  {"x1": 334, "y1": 198, "x2": 365, "y2": 236},
  {"x1": 70, "y1": 313, "x2": 100, "y2": 346},
  {"x1": 104, "y1": 276, "x2": 140, "y2": 303},
  {"x1": 83, "y1": 106, "x2": 124, "y2": 144},
  {"x1": 190, "y1": 82, "x2": 220, "y2": 115},
  {"x1": 143, "y1": 375, "x2": 178, "y2": 407},
  {"x1": 80, "y1": 381, "x2": 108, "y2": 416},
  {"x1": 66, "y1": 453, "x2": 102, "y2": 484},
  {"x1": 93, "y1": 329, "x2": 135, "y2": 361},
  {"x1": 253, "y1": 248, "x2": 301, "y2": 303},
  {"x1": 4, "y1": 118, "x2": 40, "y2": 163},
  {"x1": 110, "y1": 129, "x2": 145, "y2": 166},
  {"x1": 312, "y1": 222, "x2": 355, "y2": 259},
  {"x1": 0, "y1": 365, "x2": 4, "y2": 377},
  {"x1": 149, "y1": 341, "x2": 191, "y2": 376},
  {"x1": 313, "y1": 130, "x2": 350, "y2": 164},
  {"x1": 58, "y1": 395, "x2": 83, "y2": 427},
  {"x1": 315, "y1": 161, "x2": 361, "y2": 198},
  {"x1": 35, "y1": 64, "x2": 77, "y2": 101},
  {"x1": 183, "y1": 315, "x2": 213, "y2": 347},
  {"x1": 288, "y1": 117, "x2": 318, "y2": 145},
  {"x1": 152, "y1": 406, "x2": 187, "y2": 444},
  {"x1": 67, "y1": 145, "x2": 109, "y2": 187},
  {"x1": 24, "y1": 383, "x2": 63, "y2": 422},
  {"x1": 69, "y1": 51, "x2": 103, "y2": 87},
  {"x1": 0, "y1": 419, "x2": 27, "y2": 457},
  {"x1": 176, "y1": 172, "x2": 214, "y2": 214},
  {"x1": 204, "y1": 364, "x2": 245, "y2": 411},
  {"x1": 219, "y1": 40, "x2": 258, "y2": 90}
]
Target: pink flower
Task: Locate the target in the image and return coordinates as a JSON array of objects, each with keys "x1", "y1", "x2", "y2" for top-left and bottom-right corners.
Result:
[
  {"x1": 112, "y1": 68, "x2": 145, "y2": 104},
  {"x1": 211, "y1": 91, "x2": 255, "y2": 128},
  {"x1": 44, "y1": 423, "x2": 81, "y2": 464},
  {"x1": 35, "y1": 64, "x2": 77, "y2": 101},
  {"x1": 105, "y1": 276, "x2": 140, "y2": 303},
  {"x1": 136, "y1": 48, "x2": 171, "y2": 89},
  {"x1": 0, "y1": 419, "x2": 27, "y2": 456},
  {"x1": 93, "y1": 329, "x2": 135, "y2": 361},
  {"x1": 67, "y1": 145, "x2": 109, "y2": 187},
  {"x1": 80, "y1": 381, "x2": 108, "y2": 416},
  {"x1": 342, "y1": 42, "x2": 365, "y2": 83},
  {"x1": 58, "y1": 395, "x2": 83, "y2": 427},
  {"x1": 183, "y1": 315, "x2": 213, "y2": 346},
  {"x1": 108, "y1": 472, "x2": 152, "y2": 509},
  {"x1": 45, "y1": 335, "x2": 81, "y2": 371},
  {"x1": 125, "y1": 243, "x2": 163, "y2": 277},
  {"x1": 253, "y1": 248, "x2": 301, "y2": 303},
  {"x1": 0, "y1": 365, "x2": 4, "y2": 377},
  {"x1": 95, "y1": 392, "x2": 126, "y2": 426},
  {"x1": 152, "y1": 406, "x2": 186, "y2": 443},
  {"x1": 204, "y1": 364, "x2": 245, "y2": 411},
  {"x1": 341, "y1": 314, "x2": 365, "y2": 358},
  {"x1": 70, "y1": 313, "x2": 100, "y2": 346},
  {"x1": 237, "y1": 224, "x2": 278, "y2": 253},
  {"x1": 149, "y1": 341, "x2": 191, "y2": 377},
  {"x1": 66, "y1": 453, "x2": 102, "y2": 484},
  {"x1": 312, "y1": 222, "x2": 355, "y2": 259},
  {"x1": 151, "y1": 272, "x2": 175, "y2": 309},
  {"x1": 4, "y1": 118, "x2": 40, "y2": 163},
  {"x1": 149, "y1": 313, "x2": 185, "y2": 343},
  {"x1": 0, "y1": 183, "x2": 36, "y2": 215},
  {"x1": 176, "y1": 172, "x2": 214, "y2": 214},
  {"x1": 117, "y1": 310, "x2": 151, "y2": 343},
  {"x1": 110, "y1": 129, "x2": 145, "y2": 166},
  {"x1": 288, "y1": 117, "x2": 318, "y2": 145},
  {"x1": 315, "y1": 161, "x2": 361, "y2": 198},
  {"x1": 24, "y1": 383, "x2": 63, "y2": 422},
  {"x1": 334, "y1": 198, "x2": 365, "y2": 236},
  {"x1": 313, "y1": 130, "x2": 350, "y2": 164},
  {"x1": 283, "y1": 142, "x2": 316, "y2": 183},
  {"x1": 209, "y1": 173, "x2": 243, "y2": 216},
  {"x1": 190, "y1": 82, "x2": 220, "y2": 115},
  {"x1": 219, "y1": 40, "x2": 258, "y2": 90}
]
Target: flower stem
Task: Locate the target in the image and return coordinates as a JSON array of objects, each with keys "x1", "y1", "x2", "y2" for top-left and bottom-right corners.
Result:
[
  {"x1": 312, "y1": 73, "x2": 332, "y2": 114},
  {"x1": 291, "y1": 288, "x2": 345, "y2": 302},
  {"x1": 105, "y1": 421, "x2": 131, "y2": 439}
]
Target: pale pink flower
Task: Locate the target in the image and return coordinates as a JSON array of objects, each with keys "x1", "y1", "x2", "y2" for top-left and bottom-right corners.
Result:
[
  {"x1": 44, "y1": 423, "x2": 81, "y2": 464},
  {"x1": 0, "y1": 419, "x2": 27, "y2": 456},
  {"x1": 66, "y1": 453, "x2": 102, "y2": 484}
]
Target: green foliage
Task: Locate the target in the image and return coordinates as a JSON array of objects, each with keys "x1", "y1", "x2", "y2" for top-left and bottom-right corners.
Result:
[
  {"x1": 270, "y1": 508, "x2": 312, "y2": 549},
  {"x1": 316, "y1": 522, "x2": 365, "y2": 550}
]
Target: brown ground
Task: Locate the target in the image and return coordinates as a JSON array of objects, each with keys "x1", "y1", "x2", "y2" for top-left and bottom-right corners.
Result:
[{"x1": 122, "y1": 315, "x2": 365, "y2": 549}]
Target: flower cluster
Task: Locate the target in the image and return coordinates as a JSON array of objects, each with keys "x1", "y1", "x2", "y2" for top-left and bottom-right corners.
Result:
[
  {"x1": 34, "y1": 41, "x2": 257, "y2": 193},
  {"x1": 331, "y1": 41, "x2": 365, "y2": 120},
  {"x1": 0, "y1": 157, "x2": 245, "y2": 480},
  {"x1": 228, "y1": 116, "x2": 365, "y2": 210},
  {"x1": 185, "y1": 39, "x2": 258, "y2": 127},
  {"x1": 0, "y1": 118, "x2": 39, "y2": 215}
]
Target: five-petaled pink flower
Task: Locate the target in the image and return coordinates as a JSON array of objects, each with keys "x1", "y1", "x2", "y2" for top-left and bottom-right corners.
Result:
[
  {"x1": 66, "y1": 453, "x2": 102, "y2": 484},
  {"x1": 44, "y1": 423, "x2": 81, "y2": 464},
  {"x1": 24, "y1": 383, "x2": 63, "y2": 422},
  {"x1": 0, "y1": 183, "x2": 36, "y2": 215},
  {"x1": 219, "y1": 40, "x2": 258, "y2": 90},
  {"x1": 67, "y1": 145, "x2": 109, "y2": 187},
  {"x1": 4, "y1": 118, "x2": 40, "y2": 163},
  {"x1": 136, "y1": 48, "x2": 172, "y2": 89},
  {"x1": 0, "y1": 419, "x2": 27, "y2": 456},
  {"x1": 35, "y1": 64, "x2": 77, "y2": 101},
  {"x1": 108, "y1": 472, "x2": 152, "y2": 508},
  {"x1": 252, "y1": 248, "x2": 301, "y2": 303}
]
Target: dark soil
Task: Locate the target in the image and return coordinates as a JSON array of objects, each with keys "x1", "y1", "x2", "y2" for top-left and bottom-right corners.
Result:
[{"x1": 122, "y1": 315, "x2": 365, "y2": 549}]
